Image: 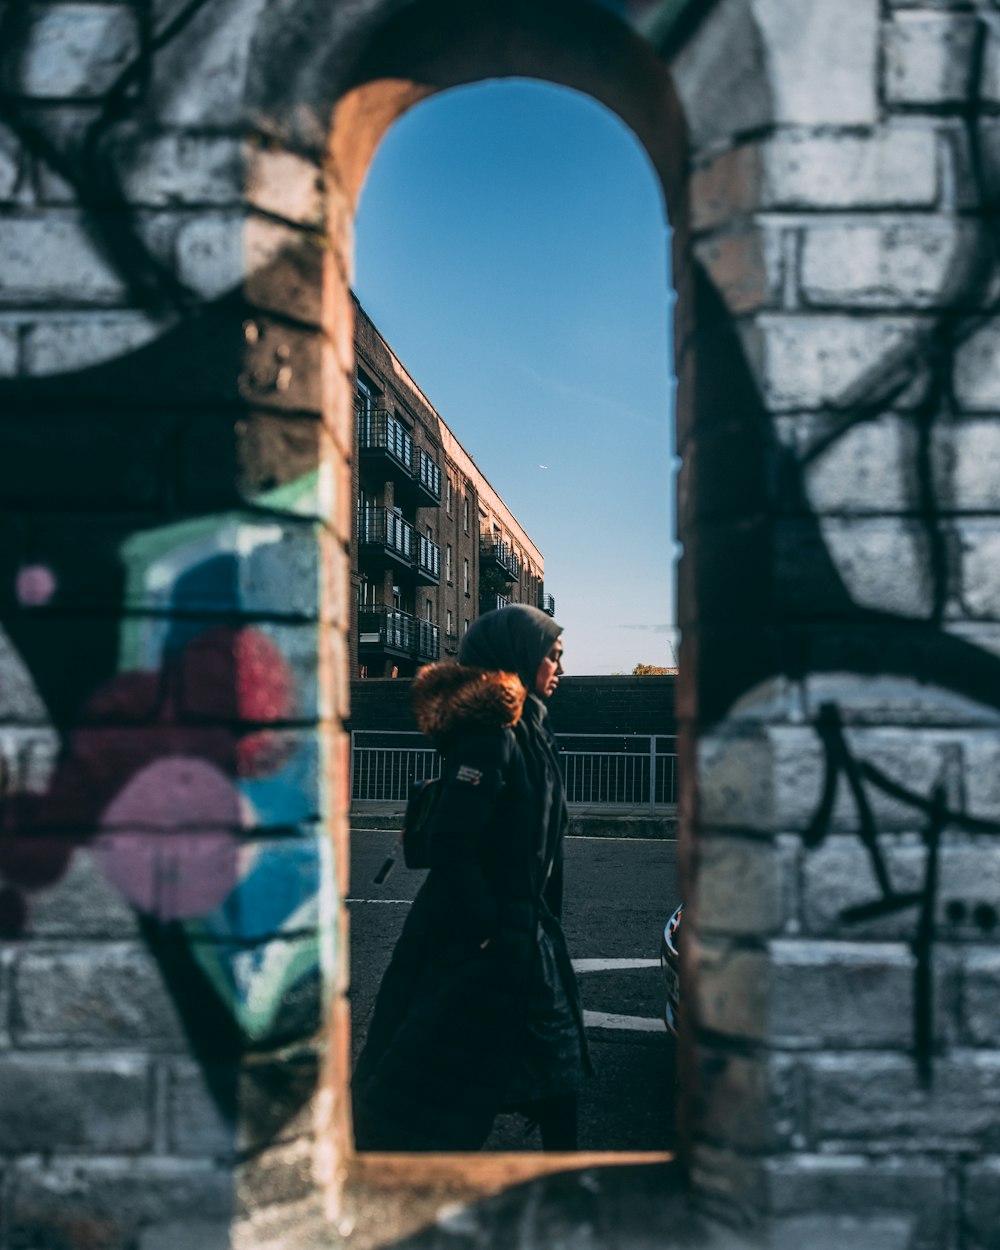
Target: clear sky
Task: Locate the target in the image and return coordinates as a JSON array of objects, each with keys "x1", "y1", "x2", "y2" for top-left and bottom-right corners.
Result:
[{"x1": 353, "y1": 79, "x2": 679, "y2": 676}]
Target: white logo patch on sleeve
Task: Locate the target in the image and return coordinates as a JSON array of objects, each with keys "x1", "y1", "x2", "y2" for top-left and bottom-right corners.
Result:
[{"x1": 455, "y1": 764, "x2": 484, "y2": 785}]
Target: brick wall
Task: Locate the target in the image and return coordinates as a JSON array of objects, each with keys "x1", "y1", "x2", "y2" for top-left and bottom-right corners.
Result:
[{"x1": 348, "y1": 674, "x2": 677, "y2": 736}]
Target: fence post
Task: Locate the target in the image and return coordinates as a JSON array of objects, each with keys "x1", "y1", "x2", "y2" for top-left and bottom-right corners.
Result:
[{"x1": 649, "y1": 735, "x2": 657, "y2": 816}]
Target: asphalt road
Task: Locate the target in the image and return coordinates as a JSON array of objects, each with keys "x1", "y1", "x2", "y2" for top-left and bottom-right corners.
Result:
[{"x1": 348, "y1": 825, "x2": 679, "y2": 1153}]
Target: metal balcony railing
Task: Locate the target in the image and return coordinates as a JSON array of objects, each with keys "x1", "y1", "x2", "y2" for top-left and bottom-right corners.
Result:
[
  {"x1": 482, "y1": 539, "x2": 520, "y2": 582},
  {"x1": 357, "y1": 408, "x2": 412, "y2": 472},
  {"x1": 414, "y1": 447, "x2": 442, "y2": 503},
  {"x1": 358, "y1": 507, "x2": 413, "y2": 564},
  {"x1": 541, "y1": 592, "x2": 556, "y2": 616},
  {"x1": 357, "y1": 405, "x2": 442, "y2": 507},
  {"x1": 416, "y1": 533, "x2": 441, "y2": 584},
  {"x1": 358, "y1": 607, "x2": 440, "y2": 662}
]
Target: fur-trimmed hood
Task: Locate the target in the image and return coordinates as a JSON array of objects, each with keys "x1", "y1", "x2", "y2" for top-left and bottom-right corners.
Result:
[{"x1": 412, "y1": 663, "x2": 526, "y2": 745}]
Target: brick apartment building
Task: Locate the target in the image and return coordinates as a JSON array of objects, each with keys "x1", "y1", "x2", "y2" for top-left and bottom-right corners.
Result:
[{"x1": 351, "y1": 296, "x2": 551, "y2": 677}]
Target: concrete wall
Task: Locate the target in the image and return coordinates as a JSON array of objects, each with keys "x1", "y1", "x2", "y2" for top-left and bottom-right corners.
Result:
[{"x1": 0, "y1": 1, "x2": 998, "y2": 1248}]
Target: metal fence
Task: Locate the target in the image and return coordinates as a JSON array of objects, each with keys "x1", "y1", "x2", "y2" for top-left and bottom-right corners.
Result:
[{"x1": 350, "y1": 731, "x2": 678, "y2": 812}]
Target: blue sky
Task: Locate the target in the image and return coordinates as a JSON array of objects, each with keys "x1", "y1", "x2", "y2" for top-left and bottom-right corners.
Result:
[{"x1": 354, "y1": 79, "x2": 679, "y2": 675}]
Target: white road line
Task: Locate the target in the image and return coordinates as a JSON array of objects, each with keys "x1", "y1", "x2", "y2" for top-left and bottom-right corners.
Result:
[
  {"x1": 572, "y1": 958, "x2": 660, "y2": 973},
  {"x1": 346, "y1": 898, "x2": 412, "y2": 904},
  {"x1": 584, "y1": 1010, "x2": 663, "y2": 1033}
]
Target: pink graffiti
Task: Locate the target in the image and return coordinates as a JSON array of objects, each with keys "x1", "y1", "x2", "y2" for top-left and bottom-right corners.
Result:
[
  {"x1": 95, "y1": 757, "x2": 241, "y2": 920},
  {"x1": 15, "y1": 565, "x2": 57, "y2": 607}
]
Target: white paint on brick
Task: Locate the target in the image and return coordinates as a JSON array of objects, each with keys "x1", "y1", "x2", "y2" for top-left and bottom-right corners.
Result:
[
  {"x1": 0, "y1": 215, "x2": 129, "y2": 306},
  {"x1": 818, "y1": 517, "x2": 934, "y2": 618},
  {"x1": 775, "y1": 413, "x2": 918, "y2": 513},
  {"x1": 763, "y1": 128, "x2": 938, "y2": 211},
  {"x1": 745, "y1": 315, "x2": 921, "y2": 411},
  {"x1": 750, "y1": 0, "x2": 879, "y2": 126},
  {"x1": 16, "y1": 3, "x2": 140, "y2": 99},
  {"x1": 934, "y1": 418, "x2": 1000, "y2": 511},
  {"x1": 954, "y1": 320, "x2": 1000, "y2": 411},
  {"x1": 955, "y1": 520, "x2": 1000, "y2": 619},
  {"x1": 24, "y1": 312, "x2": 169, "y2": 375},
  {"x1": 799, "y1": 220, "x2": 976, "y2": 309},
  {"x1": 884, "y1": 12, "x2": 980, "y2": 105},
  {"x1": 111, "y1": 132, "x2": 244, "y2": 208},
  {"x1": 246, "y1": 144, "x2": 325, "y2": 228},
  {"x1": 0, "y1": 324, "x2": 18, "y2": 376}
]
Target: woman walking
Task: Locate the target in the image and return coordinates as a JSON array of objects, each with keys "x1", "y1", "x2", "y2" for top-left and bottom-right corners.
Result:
[{"x1": 352, "y1": 605, "x2": 590, "y2": 1152}]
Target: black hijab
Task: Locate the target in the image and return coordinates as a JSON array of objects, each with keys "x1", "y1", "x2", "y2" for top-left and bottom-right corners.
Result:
[{"x1": 458, "y1": 605, "x2": 562, "y2": 693}]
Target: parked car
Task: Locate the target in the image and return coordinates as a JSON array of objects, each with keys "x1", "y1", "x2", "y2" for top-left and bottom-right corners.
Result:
[{"x1": 660, "y1": 902, "x2": 683, "y2": 1037}]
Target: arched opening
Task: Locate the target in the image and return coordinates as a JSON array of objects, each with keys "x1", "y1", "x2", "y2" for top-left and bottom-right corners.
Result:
[
  {"x1": 315, "y1": 0, "x2": 698, "y2": 1215},
  {"x1": 347, "y1": 76, "x2": 678, "y2": 1154}
]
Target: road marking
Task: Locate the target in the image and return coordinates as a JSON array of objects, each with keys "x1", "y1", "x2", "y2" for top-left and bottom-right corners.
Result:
[
  {"x1": 584, "y1": 1010, "x2": 663, "y2": 1033},
  {"x1": 346, "y1": 898, "x2": 412, "y2": 904},
  {"x1": 573, "y1": 958, "x2": 660, "y2": 972}
]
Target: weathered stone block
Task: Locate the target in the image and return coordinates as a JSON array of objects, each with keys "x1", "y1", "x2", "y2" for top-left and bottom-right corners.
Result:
[
  {"x1": 764, "y1": 127, "x2": 938, "y2": 210},
  {"x1": 744, "y1": 315, "x2": 924, "y2": 412},
  {"x1": 0, "y1": 1054, "x2": 151, "y2": 1151},
  {"x1": 765, "y1": 1154, "x2": 949, "y2": 1250},
  {"x1": 110, "y1": 131, "x2": 243, "y2": 208},
  {"x1": 0, "y1": 215, "x2": 129, "y2": 305},
  {"x1": 955, "y1": 321, "x2": 1000, "y2": 410},
  {"x1": 16, "y1": 3, "x2": 140, "y2": 99},
  {"x1": 774, "y1": 413, "x2": 918, "y2": 514},
  {"x1": 962, "y1": 948, "x2": 1000, "y2": 1045},
  {"x1": 693, "y1": 1047, "x2": 801, "y2": 1150},
  {"x1": 147, "y1": 0, "x2": 251, "y2": 128},
  {"x1": 691, "y1": 128, "x2": 938, "y2": 232},
  {"x1": 693, "y1": 833, "x2": 797, "y2": 937},
  {"x1": 775, "y1": 517, "x2": 934, "y2": 620},
  {"x1": 955, "y1": 520, "x2": 1000, "y2": 619},
  {"x1": 933, "y1": 417, "x2": 1000, "y2": 511},
  {"x1": 884, "y1": 12, "x2": 979, "y2": 105},
  {"x1": 676, "y1": 0, "x2": 878, "y2": 149},
  {"x1": 13, "y1": 943, "x2": 186, "y2": 1047},
  {"x1": 809, "y1": 1052, "x2": 1000, "y2": 1148},
  {"x1": 963, "y1": 1157, "x2": 1000, "y2": 1250},
  {"x1": 20, "y1": 848, "x2": 141, "y2": 939},
  {"x1": 246, "y1": 219, "x2": 324, "y2": 326},
  {"x1": 695, "y1": 936, "x2": 914, "y2": 1046},
  {"x1": 9, "y1": 1159, "x2": 234, "y2": 1250},
  {"x1": 0, "y1": 324, "x2": 17, "y2": 376},
  {"x1": 0, "y1": 123, "x2": 24, "y2": 203},
  {"x1": 246, "y1": 144, "x2": 325, "y2": 229},
  {"x1": 119, "y1": 515, "x2": 323, "y2": 619},
  {"x1": 23, "y1": 311, "x2": 167, "y2": 375},
  {"x1": 799, "y1": 220, "x2": 977, "y2": 309},
  {"x1": 693, "y1": 226, "x2": 783, "y2": 314}
]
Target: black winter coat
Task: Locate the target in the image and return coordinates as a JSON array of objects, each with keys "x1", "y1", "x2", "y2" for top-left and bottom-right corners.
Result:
[{"x1": 351, "y1": 663, "x2": 590, "y2": 1151}]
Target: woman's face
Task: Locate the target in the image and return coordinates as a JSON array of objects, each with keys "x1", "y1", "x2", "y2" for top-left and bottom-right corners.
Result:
[{"x1": 534, "y1": 638, "x2": 564, "y2": 699}]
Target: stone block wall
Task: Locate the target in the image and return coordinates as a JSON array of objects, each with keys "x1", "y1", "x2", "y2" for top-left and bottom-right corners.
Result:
[
  {"x1": 0, "y1": 0, "x2": 998, "y2": 1248},
  {"x1": 672, "y1": 1, "x2": 1000, "y2": 1243}
]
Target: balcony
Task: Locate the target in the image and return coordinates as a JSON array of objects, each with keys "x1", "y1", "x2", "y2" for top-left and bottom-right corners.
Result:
[
  {"x1": 481, "y1": 539, "x2": 520, "y2": 583},
  {"x1": 411, "y1": 447, "x2": 442, "y2": 508},
  {"x1": 357, "y1": 508, "x2": 441, "y2": 586},
  {"x1": 358, "y1": 607, "x2": 440, "y2": 663},
  {"x1": 357, "y1": 406, "x2": 441, "y2": 508},
  {"x1": 540, "y1": 592, "x2": 556, "y2": 616},
  {"x1": 357, "y1": 507, "x2": 414, "y2": 573},
  {"x1": 415, "y1": 533, "x2": 441, "y2": 586}
]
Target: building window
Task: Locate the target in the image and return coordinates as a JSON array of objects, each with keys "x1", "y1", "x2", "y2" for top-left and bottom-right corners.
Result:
[
  {"x1": 463, "y1": 618, "x2": 469, "y2": 634},
  {"x1": 425, "y1": 599, "x2": 433, "y2": 622},
  {"x1": 463, "y1": 558, "x2": 469, "y2": 596},
  {"x1": 463, "y1": 496, "x2": 469, "y2": 533},
  {"x1": 447, "y1": 609, "x2": 453, "y2": 635},
  {"x1": 446, "y1": 478, "x2": 453, "y2": 513},
  {"x1": 446, "y1": 544, "x2": 453, "y2": 583}
]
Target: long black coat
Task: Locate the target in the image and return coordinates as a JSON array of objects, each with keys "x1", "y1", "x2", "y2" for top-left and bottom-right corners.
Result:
[{"x1": 351, "y1": 664, "x2": 590, "y2": 1151}]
